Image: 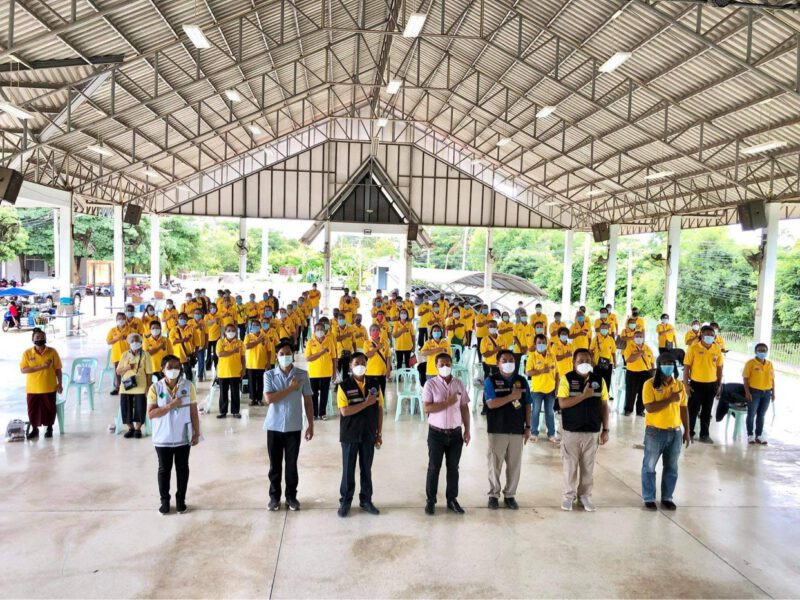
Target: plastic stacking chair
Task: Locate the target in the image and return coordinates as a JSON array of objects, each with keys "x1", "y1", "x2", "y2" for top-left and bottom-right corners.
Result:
[
  {"x1": 114, "y1": 406, "x2": 153, "y2": 436},
  {"x1": 97, "y1": 348, "x2": 116, "y2": 393},
  {"x1": 55, "y1": 373, "x2": 70, "y2": 435},
  {"x1": 518, "y1": 354, "x2": 527, "y2": 377},
  {"x1": 724, "y1": 406, "x2": 749, "y2": 441},
  {"x1": 66, "y1": 357, "x2": 98, "y2": 410},
  {"x1": 451, "y1": 344, "x2": 464, "y2": 365},
  {"x1": 460, "y1": 347, "x2": 475, "y2": 369},
  {"x1": 615, "y1": 365, "x2": 627, "y2": 414},
  {"x1": 395, "y1": 368, "x2": 421, "y2": 421}
]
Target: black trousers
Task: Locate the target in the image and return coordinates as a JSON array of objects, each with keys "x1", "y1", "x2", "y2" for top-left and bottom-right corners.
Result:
[
  {"x1": 238, "y1": 324, "x2": 247, "y2": 340},
  {"x1": 464, "y1": 331, "x2": 473, "y2": 346},
  {"x1": 248, "y1": 369, "x2": 264, "y2": 402},
  {"x1": 156, "y1": 445, "x2": 190, "y2": 503},
  {"x1": 182, "y1": 360, "x2": 194, "y2": 381},
  {"x1": 219, "y1": 377, "x2": 241, "y2": 415},
  {"x1": 689, "y1": 380, "x2": 717, "y2": 438},
  {"x1": 596, "y1": 364, "x2": 613, "y2": 397},
  {"x1": 417, "y1": 328, "x2": 428, "y2": 349},
  {"x1": 267, "y1": 430, "x2": 301, "y2": 501},
  {"x1": 299, "y1": 325, "x2": 309, "y2": 346},
  {"x1": 338, "y1": 353, "x2": 351, "y2": 381},
  {"x1": 418, "y1": 363, "x2": 428, "y2": 386},
  {"x1": 205, "y1": 340, "x2": 219, "y2": 370},
  {"x1": 476, "y1": 337, "x2": 484, "y2": 360},
  {"x1": 340, "y1": 441, "x2": 375, "y2": 504},
  {"x1": 625, "y1": 370, "x2": 651, "y2": 414},
  {"x1": 120, "y1": 393, "x2": 147, "y2": 425},
  {"x1": 366, "y1": 375, "x2": 386, "y2": 398},
  {"x1": 426, "y1": 427, "x2": 464, "y2": 503},
  {"x1": 396, "y1": 350, "x2": 411, "y2": 369},
  {"x1": 310, "y1": 377, "x2": 331, "y2": 418}
]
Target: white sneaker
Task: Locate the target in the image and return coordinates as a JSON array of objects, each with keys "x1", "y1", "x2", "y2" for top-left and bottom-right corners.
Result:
[
  {"x1": 561, "y1": 498, "x2": 573, "y2": 511},
  {"x1": 549, "y1": 436, "x2": 561, "y2": 445},
  {"x1": 747, "y1": 435, "x2": 756, "y2": 444},
  {"x1": 580, "y1": 496, "x2": 596, "y2": 512},
  {"x1": 530, "y1": 435, "x2": 539, "y2": 443}
]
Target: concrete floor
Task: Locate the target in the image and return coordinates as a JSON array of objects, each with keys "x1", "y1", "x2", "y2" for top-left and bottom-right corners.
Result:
[{"x1": 2, "y1": 326, "x2": 800, "y2": 599}]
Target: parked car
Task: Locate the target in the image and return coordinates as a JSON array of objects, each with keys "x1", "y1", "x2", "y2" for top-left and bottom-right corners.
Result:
[{"x1": 23, "y1": 277, "x2": 86, "y2": 308}]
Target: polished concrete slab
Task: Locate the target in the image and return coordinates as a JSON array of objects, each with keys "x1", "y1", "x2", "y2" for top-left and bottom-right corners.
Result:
[{"x1": 2, "y1": 326, "x2": 799, "y2": 598}]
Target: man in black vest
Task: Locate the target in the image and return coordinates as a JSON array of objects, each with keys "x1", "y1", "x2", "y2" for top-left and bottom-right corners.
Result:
[
  {"x1": 336, "y1": 352, "x2": 384, "y2": 517},
  {"x1": 483, "y1": 350, "x2": 532, "y2": 510},
  {"x1": 557, "y1": 348, "x2": 610, "y2": 512}
]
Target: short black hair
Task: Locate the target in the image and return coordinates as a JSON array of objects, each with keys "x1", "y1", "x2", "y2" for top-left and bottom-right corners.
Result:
[
  {"x1": 350, "y1": 351, "x2": 367, "y2": 364},
  {"x1": 755, "y1": 342, "x2": 768, "y2": 351},
  {"x1": 160, "y1": 354, "x2": 181, "y2": 368},
  {"x1": 31, "y1": 327, "x2": 45, "y2": 339},
  {"x1": 558, "y1": 326, "x2": 570, "y2": 336},
  {"x1": 701, "y1": 325, "x2": 715, "y2": 334},
  {"x1": 573, "y1": 348, "x2": 592, "y2": 362},
  {"x1": 435, "y1": 352, "x2": 452, "y2": 365},
  {"x1": 275, "y1": 340, "x2": 293, "y2": 354},
  {"x1": 496, "y1": 349, "x2": 515, "y2": 363},
  {"x1": 534, "y1": 333, "x2": 547, "y2": 343}
]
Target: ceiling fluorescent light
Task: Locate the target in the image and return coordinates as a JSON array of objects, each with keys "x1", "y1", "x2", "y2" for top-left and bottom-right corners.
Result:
[
  {"x1": 496, "y1": 137, "x2": 511, "y2": 147},
  {"x1": 644, "y1": 171, "x2": 674, "y2": 181},
  {"x1": 0, "y1": 101, "x2": 34, "y2": 120},
  {"x1": 586, "y1": 189, "x2": 605, "y2": 197},
  {"x1": 143, "y1": 168, "x2": 160, "y2": 178},
  {"x1": 598, "y1": 51, "x2": 632, "y2": 74},
  {"x1": 377, "y1": 118, "x2": 388, "y2": 128},
  {"x1": 536, "y1": 106, "x2": 556, "y2": 119},
  {"x1": 224, "y1": 89, "x2": 242, "y2": 102},
  {"x1": 87, "y1": 144, "x2": 114, "y2": 157},
  {"x1": 742, "y1": 140, "x2": 787, "y2": 155},
  {"x1": 385, "y1": 79, "x2": 402, "y2": 94},
  {"x1": 403, "y1": 13, "x2": 427, "y2": 37},
  {"x1": 182, "y1": 24, "x2": 210, "y2": 49},
  {"x1": 248, "y1": 124, "x2": 263, "y2": 136}
]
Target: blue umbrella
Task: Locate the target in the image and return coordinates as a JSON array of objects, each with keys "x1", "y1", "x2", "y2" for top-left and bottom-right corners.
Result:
[{"x1": 0, "y1": 287, "x2": 35, "y2": 297}]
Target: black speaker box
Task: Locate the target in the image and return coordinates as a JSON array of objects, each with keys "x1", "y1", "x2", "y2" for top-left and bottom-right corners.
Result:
[
  {"x1": 123, "y1": 204, "x2": 143, "y2": 226},
  {"x1": 592, "y1": 222, "x2": 610, "y2": 243},
  {"x1": 0, "y1": 167, "x2": 23, "y2": 204},
  {"x1": 738, "y1": 201, "x2": 767, "y2": 231}
]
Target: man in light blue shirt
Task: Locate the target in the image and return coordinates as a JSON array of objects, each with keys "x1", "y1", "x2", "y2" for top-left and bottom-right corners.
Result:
[{"x1": 264, "y1": 341, "x2": 313, "y2": 511}]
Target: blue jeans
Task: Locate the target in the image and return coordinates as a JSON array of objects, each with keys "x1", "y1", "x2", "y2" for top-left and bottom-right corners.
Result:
[
  {"x1": 532, "y1": 391, "x2": 556, "y2": 437},
  {"x1": 641, "y1": 426, "x2": 682, "y2": 502},
  {"x1": 196, "y1": 348, "x2": 206, "y2": 380},
  {"x1": 746, "y1": 389, "x2": 771, "y2": 437}
]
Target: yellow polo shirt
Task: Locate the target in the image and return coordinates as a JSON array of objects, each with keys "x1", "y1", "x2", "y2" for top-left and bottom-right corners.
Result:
[
  {"x1": 245, "y1": 332, "x2": 267, "y2": 370},
  {"x1": 305, "y1": 334, "x2": 335, "y2": 378},
  {"x1": 591, "y1": 334, "x2": 617, "y2": 365},
  {"x1": 161, "y1": 307, "x2": 179, "y2": 331},
  {"x1": 107, "y1": 324, "x2": 132, "y2": 362},
  {"x1": 684, "y1": 342, "x2": 724, "y2": 383},
  {"x1": 569, "y1": 321, "x2": 592, "y2": 350},
  {"x1": 20, "y1": 346, "x2": 62, "y2": 394},
  {"x1": 480, "y1": 335, "x2": 503, "y2": 366},
  {"x1": 643, "y1": 378, "x2": 686, "y2": 429},
  {"x1": 337, "y1": 378, "x2": 384, "y2": 409},
  {"x1": 421, "y1": 338, "x2": 451, "y2": 376},
  {"x1": 526, "y1": 350, "x2": 556, "y2": 394},
  {"x1": 549, "y1": 320, "x2": 565, "y2": 338},
  {"x1": 216, "y1": 338, "x2": 244, "y2": 378},
  {"x1": 743, "y1": 358, "x2": 774, "y2": 391},
  {"x1": 363, "y1": 338, "x2": 390, "y2": 376},
  {"x1": 308, "y1": 289, "x2": 321, "y2": 308},
  {"x1": 549, "y1": 337, "x2": 574, "y2": 376},
  {"x1": 623, "y1": 342, "x2": 655, "y2": 372},
  {"x1": 657, "y1": 323, "x2": 677, "y2": 348},
  {"x1": 144, "y1": 335, "x2": 173, "y2": 373},
  {"x1": 394, "y1": 320, "x2": 415, "y2": 351},
  {"x1": 204, "y1": 313, "x2": 222, "y2": 342},
  {"x1": 476, "y1": 313, "x2": 490, "y2": 338},
  {"x1": 169, "y1": 325, "x2": 195, "y2": 363}
]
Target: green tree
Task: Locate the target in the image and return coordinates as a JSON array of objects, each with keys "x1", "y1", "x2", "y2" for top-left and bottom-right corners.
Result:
[{"x1": 0, "y1": 207, "x2": 29, "y2": 270}]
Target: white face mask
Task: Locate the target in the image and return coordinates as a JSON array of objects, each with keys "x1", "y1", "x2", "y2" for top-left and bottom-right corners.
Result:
[
  {"x1": 277, "y1": 355, "x2": 293, "y2": 368},
  {"x1": 151, "y1": 329, "x2": 161, "y2": 337},
  {"x1": 129, "y1": 342, "x2": 142, "y2": 351},
  {"x1": 488, "y1": 327, "x2": 498, "y2": 335},
  {"x1": 164, "y1": 368, "x2": 181, "y2": 380},
  {"x1": 225, "y1": 330, "x2": 237, "y2": 339},
  {"x1": 351, "y1": 364, "x2": 367, "y2": 377},
  {"x1": 634, "y1": 337, "x2": 645, "y2": 345},
  {"x1": 500, "y1": 362, "x2": 516, "y2": 374},
  {"x1": 692, "y1": 324, "x2": 700, "y2": 331},
  {"x1": 116, "y1": 320, "x2": 125, "y2": 327},
  {"x1": 438, "y1": 366, "x2": 452, "y2": 378},
  {"x1": 576, "y1": 363, "x2": 593, "y2": 375},
  {"x1": 315, "y1": 330, "x2": 325, "y2": 339}
]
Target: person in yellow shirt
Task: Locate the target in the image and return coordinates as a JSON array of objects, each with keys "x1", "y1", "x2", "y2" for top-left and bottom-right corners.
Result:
[
  {"x1": 340, "y1": 293, "x2": 357, "y2": 325},
  {"x1": 305, "y1": 319, "x2": 337, "y2": 420},
  {"x1": 657, "y1": 314, "x2": 677, "y2": 354},
  {"x1": 480, "y1": 320, "x2": 506, "y2": 380},
  {"x1": 364, "y1": 324, "x2": 391, "y2": 397},
  {"x1": 374, "y1": 311, "x2": 391, "y2": 345},
  {"x1": 550, "y1": 327, "x2": 574, "y2": 382},
  {"x1": 498, "y1": 312, "x2": 514, "y2": 349},
  {"x1": 685, "y1": 320, "x2": 701, "y2": 347},
  {"x1": 445, "y1": 306, "x2": 467, "y2": 347},
  {"x1": 203, "y1": 304, "x2": 222, "y2": 376},
  {"x1": 604, "y1": 304, "x2": 619, "y2": 337},
  {"x1": 569, "y1": 311, "x2": 592, "y2": 350},
  {"x1": 297, "y1": 296, "x2": 311, "y2": 347},
  {"x1": 143, "y1": 304, "x2": 159, "y2": 329},
  {"x1": 216, "y1": 324, "x2": 245, "y2": 418},
  {"x1": 218, "y1": 300, "x2": 237, "y2": 331},
  {"x1": 641, "y1": 352, "x2": 689, "y2": 511},
  {"x1": 620, "y1": 317, "x2": 641, "y2": 347},
  {"x1": 433, "y1": 293, "x2": 449, "y2": 318},
  {"x1": 191, "y1": 308, "x2": 208, "y2": 382},
  {"x1": 308, "y1": 283, "x2": 321, "y2": 323},
  {"x1": 386, "y1": 297, "x2": 401, "y2": 324},
  {"x1": 710, "y1": 322, "x2": 729, "y2": 354},
  {"x1": 623, "y1": 331, "x2": 655, "y2": 416},
  {"x1": 352, "y1": 314, "x2": 368, "y2": 350},
  {"x1": 246, "y1": 294, "x2": 260, "y2": 320},
  {"x1": 593, "y1": 307, "x2": 613, "y2": 337},
  {"x1": 333, "y1": 314, "x2": 356, "y2": 381},
  {"x1": 549, "y1": 311, "x2": 565, "y2": 339},
  {"x1": 161, "y1": 300, "x2": 179, "y2": 334},
  {"x1": 181, "y1": 293, "x2": 199, "y2": 317},
  {"x1": 19, "y1": 328, "x2": 63, "y2": 439},
  {"x1": 416, "y1": 296, "x2": 432, "y2": 348},
  {"x1": 144, "y1": 320, "x2": 173, "y2": 376},
  {"x1": 531, "y1": 303, "x2": 548, "y2": 336},
  {"x1": 683, "y1": 325, "x2": 724, "y2": 443},
  {"x1": 107, "y1": 312, "x2": 132, "y2": 395},
  {"x1": 419, "y1": 324, "x2": 451, "y2": 386},
  {"x1": 115, "y1": 332, "x2": 154, "y2": 438},
  {"x1": 628, "y1": 307, "x2": 646, "y2": 332},
  {"x1": 460, "y1": 302, "x2": 475, "y2": 347},
  {"x1": 124, "y1": 304, "x2": 145, "y2": 335},
  {"x1": 525, "y1": 333, "x2": 558, "y2": 443},
  {"x1": 261, "y1": 318, "x2": 280, "y2": 370},
  {"x1": 277, "y1": 307, "x2": 296, "y2": 345},
  {"x1": 169, "y1": 313, "x2": 196, "y2": 382},
  {"x1": 392, "y1": 308, "x2": 415, "y2": 369},
  {"x1": 590, "y1": 324, "x2": 617, "y2": 400},
  {"x1": 234, "y1": 295, "x2": 248, "y2": 340},
  {"x1": 402, "y1": 293, "x2": 415, "y2": 320},
  {"x1": 512, "y1": 311, "x2": 529, "y2": 371},
  {"x1": 743, "y1": 343, "x2": 775, "y2": 445},
  {"x1": 245, "y1": 319, "x2": 268, "y2": 407}
]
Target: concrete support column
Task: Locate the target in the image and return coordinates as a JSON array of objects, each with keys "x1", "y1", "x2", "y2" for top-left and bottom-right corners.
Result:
[
  {"x1": 150, "y1": 214, "x2": 160, "y2": 291},
  {"x1": 579, "y1": 233, "x2": 591, "y2": 306},
  {"x1": 663, "y1": 216, "x2": 681, "y2": 319},
  {"x1": 52, "y1": 208, "x2": 60, "y2": 279},
  {"x1": 57, "y1": 201, "x2": 73, "y2": 301},
  {"x1": 604, "y1": 224, "x2": 620, "y2": 308},
  {"x1": 260, "y1": 221, "x2": 270, "y2": 277},
  {"x1": 405, "y1": 241, "x2": 413, "y2": 294},
  {"x1": 484, "y1": 228, "x2": 493, "y2": 304},
  {"x1": 238, "y1": 218, "x2": 247, "y2": 281},
  {"x1": 113, "y1": 204, "x2": 125, "y2": 308},
  {"x1": 625, "y1": 253, "x2": 633, "y2": 318},
  {"x1": 754, "y1": 202, "x2": 781, "y2": 346},
  {"x1": 562, "y1": 230, "x2": 574, "y2": 316},
  {"x1": 323, "y1": 221, "x2": 332, "y2": 311}
]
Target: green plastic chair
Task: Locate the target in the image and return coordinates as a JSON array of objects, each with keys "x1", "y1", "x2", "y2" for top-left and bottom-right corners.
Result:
[
  {"x1": 97, "y1": 348, "x2": 116, "y2": 392},
  {"x1": 518, "y1": 354, "x2": 528, "y2": 377},
  {"x1": 55, "y1": 373, "x2": 70, "y2": 434},
  {"x1": 451, "y1": 344, "x2": 464, "y2": 365},
  {"x1": 395, "y1": 368, "x2": 422, "y2": 421},
  {"x1": 724, "y1": 406, "x2": 748, "y2": 441},
  {"x1": 66, "y1": 357, "x2": 98, "y2": 410}
]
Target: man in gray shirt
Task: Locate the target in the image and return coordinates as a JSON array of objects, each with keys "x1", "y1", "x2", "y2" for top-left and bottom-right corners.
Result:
[{"x1": 264, "y1": 341, "x2": 314, "y2": 511}]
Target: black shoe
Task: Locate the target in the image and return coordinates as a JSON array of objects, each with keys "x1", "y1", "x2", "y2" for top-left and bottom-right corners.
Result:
[
  {"x1": 233, "y1": 414, "x2": 242, "y2": 419},
  {"x1": 660, "y1": 500, "x2": 677, "y2": 511},
  {"x1": 176, "y1": 500, "x2": 188, "y2": 514},
  {"x1": 110, "y1": 389, "x2": 119, "y2": 396},
  {"x1": 123, "y1": 429, "x2": 135, "y2": 438},
  {"x1": 337, "y1": 503, "x2": 351, "y2": 518},
  {"x1": 698, "y1": 436, "x2": 714, "y2": 445},
  {"x1": 488, "y1": 497, "x2": 499, "y2": 510},
  {"x1": 44, "y1": 426, "x2": 53, "y2": 438},
  {"x1": 447, "y1": 500, "x2": 465, "y2": 514},
  {"x1": 360, "y1": 501, "x2": 380, "y2": 515},
  {"x1": 216, "y1": 414, "x2": 227, "y2": 419},
  {"x1": 644, "y1": 501, "x2": 657, "y2": 510},
  {"x1": 287, "y1": 498, "x2": 300, "y2": 511},
  {"x1": 268, "y1": 498, "x2": 280, "y2": 511},
  {"x1": 504, "y1": 497, "x2": 519, "y2": 510},
  {"x1": 424, "y1": 501, "x2": 435, "y2": 515},
  {"x1": 636, "y1": 411, "x2": 645, "y2": 417},
  {"x1": 134, "y1": 430, "x2": 142, "y2": 439},
  {"x1": 249, "y1": 400, "x2": 257, "y2": 406},
  {"x1": 159, "y1": 502, "x2": 170, "y2": 515},
  {"x1": 624, "y1": 411, "x2": 632, "y2": 416},
  {"x1": 26, "y1": 427, "x2": 39, "y2": 440}
]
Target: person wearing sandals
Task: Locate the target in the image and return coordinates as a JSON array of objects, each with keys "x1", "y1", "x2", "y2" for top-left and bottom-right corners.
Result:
[
  {"x1": 116, "y1": 333, "x2": 154, "y2": 438},
  {"x1": 19, "y1": 328, "x2": 63, "y2": 440},
  {"x1": 147, "y1": 355, "x2": 200, "y2": 515},
  {"x1": 743, "y1": 344, "x2": 775, "y2": 446}
]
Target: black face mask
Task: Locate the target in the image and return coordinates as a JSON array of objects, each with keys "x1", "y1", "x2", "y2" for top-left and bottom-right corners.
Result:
[{"x1": 34, "y1": 339, "x2": 46, "y2": 347}]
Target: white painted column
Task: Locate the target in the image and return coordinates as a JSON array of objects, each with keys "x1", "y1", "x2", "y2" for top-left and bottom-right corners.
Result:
[
  {"x1": 604, "y1": 224, "x2": 620, "y2": 308},
  {"x1": 57, "y1": 201, "x2": 73, "y2": 301},
  {"x1": 625, "y1": 253, "x2": 633, "y2": 317},
  {"x1": 238, "y1": 217, "x2": 247, "y2": 281},
  {"x1": 323, "y1": 221, "x2": 332, "y2": 311},
  {"x1": 113, "y1": 204, "x2": 125, "y2": 308},
  {"x1": 260, "y1": 221, "x2": 270, "y2": 277},
  {"x1": 405, "y1": 241, "x2": 413, "y2": 294},
  {"x1": 754, "y1": 202, "x2": 781, "y2": 346},
  {"x1": 52, "y1": 208, "x2": 60, "y2": 279},
  {"x1": 484, "y1": 228, "x2": 493, "y2": 304},
  {"x1": 561, "y1": 230, "x2": 574, "y2": 316},
  {"x1": 579, "y1": 233, "x2": 591, "y2": 306},
  {"x1": 663, "y1": 216, "x2": 681, "y2": 319},
  {"x1": 150, "y1": 214, "x2": 160, "y2": 291}
]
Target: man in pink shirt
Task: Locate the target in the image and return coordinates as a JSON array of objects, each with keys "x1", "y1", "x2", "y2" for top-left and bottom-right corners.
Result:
[{"x1": 421, "y1": 353, "x2": 471, "y2": 515}]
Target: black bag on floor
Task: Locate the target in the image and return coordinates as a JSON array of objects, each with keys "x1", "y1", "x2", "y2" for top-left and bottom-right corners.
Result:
[{"x1": 715, "y1": 382, "x2": 747, "y2": 422}]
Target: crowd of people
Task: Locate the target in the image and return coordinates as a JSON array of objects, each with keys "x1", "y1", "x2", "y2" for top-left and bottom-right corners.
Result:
[{"x1": 19, "y1": 284, "x2": 776, "y2": 517}]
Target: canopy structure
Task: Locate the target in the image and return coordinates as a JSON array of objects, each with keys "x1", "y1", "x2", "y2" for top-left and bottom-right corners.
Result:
[
  {"x1": 448, "y1": 272, "x2": 546, "y2": 299},
  {"x1": 0, "y1": 287, "x2": 36, "y2": 297}
]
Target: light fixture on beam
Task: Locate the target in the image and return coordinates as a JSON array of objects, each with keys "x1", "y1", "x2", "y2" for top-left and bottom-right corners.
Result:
[
  {"x1": 87, "y1": 144, "x2": 114, "y2": 157},
  {"x1": 377, "y1": 118, "x2": 388, "y2": 128},
  {"x1": 644, "y1": 171, "x2": 674, "y2": 181},
  {"x1": 385, "y1": 79, "x2": 402, "y2": 94},
  {"x1": 598, "y1": 51, "x2": 632, "y2": 74},
  {"x1": 224, "y1": 89, "x2": 242, "y2": 102},
  {"x1": 0, "y1": 101, "x2": 34, "y2": 120},
  {"x1": 403, "y1": 13, "x2": 427, "y2": 37},
  {"x1": 248, "y1": 124, "x2": 263, "y2": 136},
  {"x1": 742, "y1": 140, "x2": 787, "y2": 155},
  {"x1": 496, "y1": 137, "x2": 511, "y2": 147},
  {"x1": 143, "y1": 168, "x2": 160, "y2": 178},
  {"x1": 586, "y1": 189, "x2": 605, "y2": 197},
  {"x1": 536, "y1": 105, "x2": 556, "y2": 119},
  {"x1": 182, "y1": 24, "x2": 210, "y2": 49}
]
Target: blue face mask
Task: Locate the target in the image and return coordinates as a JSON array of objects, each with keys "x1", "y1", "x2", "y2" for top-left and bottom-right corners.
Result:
[
  {"x1": 432, "y1": 331, "x2": 442, "y2": 340},
  {"x1": 376, "y1": 302, "x2": 382, "y2": 307},
  {"x1": 178, "y1": 319, "x2": 187, "y2": 326},
  {"x1": 265, "y1": 310, "x2": 273, "y2": 317},
  {"x1": 659, "y1": 365, "x2": 675, "y2": 377},
  {"x1": 703, "y1": 335, "x2": 715, "y2": 345},
  {"x1": 577, "y1": 315, "x2": 585, "y2": 323},
  {"x1": 628, "y1": 323, "x2": 636, "y2": 330},
  {"x1": 600, "y1": 329, "x2": 609, "y2": 336},
  {"x1": 481, "y1": 308, "x2": 489, "y2": 315},
  {"x1": 262, "y1": 323, "x2": 270, "y2": 330},
  {"x1": 263, "y1": 295, "x2": 268, "y2": 300},
  {"x1": 560, "y1": 334, "x2": 568, "y2": 343},
  {"x1": 756, "y1": 351, "x2": 767, "y2": 360},
  {"x1": 236, "y1": 298, "x2": 242, "y2": 305},
  {"x1": 536, "y1": 343, "x2": 547, "y2": 353},
  {"x1": 338, "y1": 318, "x2": 346, "y2": 327},
  {"x1": 194, "y1": 314, "x2": 201, "y2": 321}
]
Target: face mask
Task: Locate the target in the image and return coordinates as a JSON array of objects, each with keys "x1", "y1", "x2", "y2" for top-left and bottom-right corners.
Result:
[
  {"x1": 414, "y1": 299, "x2": 422, "y2": 305},
  {"x1": 628, "y1": 323, "x2": 636, "y2": 330},
  {"x1": 433, "y1": 306, "x2": 439, "y2": 312},
  {"x1": 151, "y1": 329, "x2": 161, "y2": 337},
  {"x1": 659, "y1": 365, "x2": 675, "y2": 377},
  {"x1": 315, "y1": 330, "x2": 325, "y2": 339},
  {"x1": 194, "y1": 314, "x2": 201, "y2": 321},
  {"x1": 262, "y1": 323, "x2": 270, "y2": 330},
  {"x1": 432, "y1": 331, "x2": 442, "y2": 340},
  {"x1": 263, "y1": 295, "x2": 269, "y2": 300},
  {"x1": 577, "y1": 315, "x2": 585, "y2": 323},
  {"x1": 481, "y1": 308, "x2": 488, "y2": 315},
  {"x1": 225, "y1": 330, "x2": 237, "y2": 339},
  {"x1": 148, "y1": 309, "x2": 155, "y2": 315},
  {"x1": 535, "y1": 308, "x2": 542, "y2": 314},
  {"x1": 117, "y1": 320, "x2": 126, "y2": 327},
  {"x1": 377, "y1": 315, "x2": 384, "y2": 322},
  {"x1": 277, "y1": 355, "x2": 293, "y2": 368},
  {"x1": 554, "y1": 316, "x2": 561, "y2": 322},
  {"x1": 661, "y1": 318, "x2": 668, "y2": 324},
  {"x1": 34, "y1": 339, "x2": 46, "y2": 347},
  {"x1": 164, "y1": 368, "x2": 181, "y2": 380},
  {"x1": 600, "y1": 328, "x2": 609, "y2": 336},
  {"x1": 376, "y1": 302, "x2": 382, "y2": 307},
  {"x1": 400, "y1": 313, "x2": 408, "y2": 320},
  {"x1": 692, "y1": 324, "x2": 700, "y2": 331},
  {"x1": 370, "y1": 330, "x2": 380, "y2": 340},
  {"x1": 178, "y1": 319, "x2": 187, "y2": 326},
  {"x1": 536, "y1": 343, "x2": 547, "y2": 353},
  {"x1": 351, "y1": 365, "x2": 367, "y2": 377},
  {"x1": 236, "y1": 299, "x2": 242, "y2": 305},
  {"x1": 338, "y1": 318, "x2": 346, "y2": 327},
  {"x1": 251, "y1": 325, "x2": 260, "y2": 333},
  {"x1": 438, "y1": 366, "x2": 452, "y2": 378},
  {"x1": 703, "y1": 335, "x2": 715, "y2": 345},
  {"x1": 489, "y1": 327, "x2": 498, "y2": 335},
  {"x1": 129, "y1": 341, "x2": 142, "y2": 351},
  {"x1": 250, "y1": 297, "x2": 256, "y2": 303},
  {"x1": 756, "y1": 351, "x2": 767, "y2": 360},
  {"x1": 502, "y1": 316, "x2": 510, "y2": 322},
  {"x1": 186, "y1": 298, "x2": 192, "y2": 303},
  {"x1": 210, "y1": 307, "x2": 217, "y2": 314},
  {"x1": 500, "y1": 362, "x2": 516, "y2": 374},
  {"x1": 324, "y1": 324, "x2": 331, "y2": 331},
  {"x1": 600, "y1": 313, "x2": 607, "y2": 319},
  {"x1": 264, "y1": 310, "x2": 272, "y2": 317},
  {"x1": 452, "y1": 313, "x2": 460, "y2": 319},
  {"x1": 634, "y1": 337, "x2": 644, "y2": 345},
  {"x1": 535, "y1": 327, "x2": 543, "y2": 334},
  {"x1": 280, "y1": 313, "x2": 287, "y2": 319},
  {"x1": 576, "y1": 363, "x2": 593, "y2": 375},
  {"x1": 560, "y1": 334, "x2": 568, "y2": 343}
]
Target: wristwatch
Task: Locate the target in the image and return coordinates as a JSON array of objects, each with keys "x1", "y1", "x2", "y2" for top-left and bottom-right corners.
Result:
[
  {"x1": 602, "y1": 428, "x2": 610, "y2": 433},
  {"x1": 524, "y1": 425, "x2": 531, "y2": 430}
]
